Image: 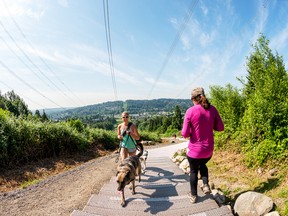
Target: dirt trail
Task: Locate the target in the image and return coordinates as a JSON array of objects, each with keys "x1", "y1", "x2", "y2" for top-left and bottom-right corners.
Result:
[{"x1": 0, "y1": 153, "x2": 118, "y2": 216}]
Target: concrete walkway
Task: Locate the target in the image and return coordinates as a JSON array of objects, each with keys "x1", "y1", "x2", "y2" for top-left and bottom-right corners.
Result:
[{"x1": 71, "y1": 141, "x2": 233, "y2": 216}]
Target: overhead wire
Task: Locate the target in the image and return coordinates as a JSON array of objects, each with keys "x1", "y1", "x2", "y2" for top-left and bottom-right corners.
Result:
[
  {"x1": 2, "y1": 0, "x2": 84, "y2": 107},
  {"x1": 103, "y1": 0, "x2": 118, "y2": 101},
  {"x1": 0, "y1": 60, "x2": 65, "y2": 108},
  {"x1": 0, "y1": 21, "x2": 81, "y2": 108},
  {"x1": 0, "y1": 80, "x2": 45, "y2": 109},
  {"x1": 146, "y1": 0, "x2": 199, "y2": 99}
]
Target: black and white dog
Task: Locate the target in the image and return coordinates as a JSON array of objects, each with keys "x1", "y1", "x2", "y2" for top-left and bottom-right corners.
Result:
[{"x1": 139, "y1": 150, "x2": 148, "y2": 173}]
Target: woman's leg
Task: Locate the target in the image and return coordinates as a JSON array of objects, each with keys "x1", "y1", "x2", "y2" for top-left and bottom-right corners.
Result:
[
  {"x1": 128, "y1": 149, "x2": 136, "y2": 157},
  {"x1": 187, "y1": 156, "x2": 199, "y2": 195},
  {"x1": 199, "y1": 157, "x2": 211, "y2": 185},
  {"x1": 120, "y1": 148, "x2": 128, "y2": 161}
]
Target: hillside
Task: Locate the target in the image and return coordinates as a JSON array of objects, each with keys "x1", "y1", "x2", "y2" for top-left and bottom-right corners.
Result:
[{"x1": 47, "y1": 98, "x2": 192, "y2": 120}]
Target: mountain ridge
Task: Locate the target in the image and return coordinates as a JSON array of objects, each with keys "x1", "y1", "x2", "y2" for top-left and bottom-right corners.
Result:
[{"x1": 47, "y1": 98, "x2": 192, "y2": 120}]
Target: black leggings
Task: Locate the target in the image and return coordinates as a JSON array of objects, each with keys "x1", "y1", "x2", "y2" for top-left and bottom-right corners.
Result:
[{"x1": 187, "y1": 156, "x2": 211, "y2": 195}]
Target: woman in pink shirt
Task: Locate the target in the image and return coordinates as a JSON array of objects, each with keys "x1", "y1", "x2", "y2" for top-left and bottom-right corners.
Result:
[{"x1": 181, "y1": 87, "x2": 224, "y2": 203}]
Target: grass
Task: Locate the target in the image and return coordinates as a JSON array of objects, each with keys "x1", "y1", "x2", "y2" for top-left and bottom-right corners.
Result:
[
  {"x1": 21, "y1": 179, "x2": 41, "y2": 189},
  {"x1": 208, "y1": 149, "x2": 288, "y2": 215}
]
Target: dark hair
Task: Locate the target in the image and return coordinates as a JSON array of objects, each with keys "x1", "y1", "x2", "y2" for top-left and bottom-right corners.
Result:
[{"x1": 193, "y1": 95, "x2": 210, "y2": 109}]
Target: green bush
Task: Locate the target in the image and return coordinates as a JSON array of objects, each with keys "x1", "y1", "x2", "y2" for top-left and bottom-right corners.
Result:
[
  {"x1": 89, "y1": 128, "x2": 118, "y2": 150},
  {"x1": 244, "y1": 139, "x2": 287, "y2": 167},
  {"x1": 139, "y1": 131, "x2": 161, "y2": 143}
]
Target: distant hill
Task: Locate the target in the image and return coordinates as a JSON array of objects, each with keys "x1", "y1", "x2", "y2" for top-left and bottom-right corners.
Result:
[{"x1": 48, "y1": 98, "x2": 192, "y2": 120}]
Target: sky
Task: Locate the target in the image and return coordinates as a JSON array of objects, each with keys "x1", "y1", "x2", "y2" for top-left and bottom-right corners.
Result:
[{"x1": 1, "y1": 0, "x2": 288, "y2": 110}]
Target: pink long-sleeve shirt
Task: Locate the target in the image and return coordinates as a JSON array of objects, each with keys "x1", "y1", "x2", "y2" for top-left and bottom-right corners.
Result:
[{"x1": 181, "y1": 104, "x2": 224, "y2": 159}]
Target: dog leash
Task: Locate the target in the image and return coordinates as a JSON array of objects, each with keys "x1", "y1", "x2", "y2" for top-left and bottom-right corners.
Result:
[{"x1": 115, "y1": 136, "x2": 143, "y2": 163}]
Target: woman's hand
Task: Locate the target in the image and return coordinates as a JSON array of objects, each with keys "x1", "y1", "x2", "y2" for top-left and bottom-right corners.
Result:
[{"x1": 117, "y1": 134, "x2": 123, "y2": 140}]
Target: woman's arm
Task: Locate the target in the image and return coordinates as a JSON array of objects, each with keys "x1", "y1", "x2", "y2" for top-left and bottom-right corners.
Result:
[
  {"x1": 214, "y1": 109, "x2": 224, "y2": 131},
  {"x1": 129, "y1": 124, "x2": 140, "y2": 140},
  {"x1": 117, "y1": 124, "x2": 123, "y2": 139},
  {"x1": 181, "y1": 110, "x2": 191, "y2": 138}
]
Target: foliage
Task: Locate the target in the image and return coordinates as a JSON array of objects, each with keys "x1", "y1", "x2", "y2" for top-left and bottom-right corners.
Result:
[
  {"x1": 209, "y1": 34, "x2": 288, "y2": 166},
  {"x1": 138, "y1": 131, "x2": 161, "y2": 143},
  {"x1": 244, "y1": 139, "x2": 287, "y2": 167},
  {"x1": 171, "y1": 105, "x2": 182, "y2": 130},
  {"x1": 0, "y1": 109, "x2": 120, "y2": 167},
  {"x1": 240, "y1": 34, "x2": 288, "y2": 145},
  {"x1": 0, "y1": 90, "x2": 31, "y2": 116},
  {"x1": 209, "y1": 84, "x2": 245, "y2": 149},
  {"x1": 163, "y1": 126, "x2": 181, "y2": 137},
  {"x1": 88, "y1": 128, "x2": 117, "y2": 150},
  {"x1": 210, "y1": 84, "x2": 244, "y2": 135}
]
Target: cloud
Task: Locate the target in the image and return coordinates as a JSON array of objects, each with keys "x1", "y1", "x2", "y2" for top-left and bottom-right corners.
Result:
[
  {"x1": 0, "y1": 1, "x2": 46, "y2": 19},
  {"x1": 200, "y1": 31, "x2": 215, "y2": 47},
  {"x1": 58, "y1": 0, "x2": 69, "y2": 8},
  {"x1": 200, "y1": 2, "x2": 208, "y2": 16},
  {"x1": 251, "y1": 1, "x2": 269, "y2": 43},
  {"x1": 270, "y1": 24, "x2": 288, "y2": 52}
]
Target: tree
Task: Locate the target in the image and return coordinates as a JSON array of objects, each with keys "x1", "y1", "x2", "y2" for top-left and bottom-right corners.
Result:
[
  {"x1": 41, "y1": 110, "x2": 49, "y2": 121},
  {"x1": 171, "y1": 105, "x2": 182, "y2": 130},
  {"x1": 34, "y1": 110, "x2": 41, "y2": 119},
  {"x1": 241, "y1": 34, "x2": 288, "y2": 145},
  {"x1": 210, "y1": 84, "x2": 245, "y2": 135},
  {"x1": 1, "y1": 91, "x2": 30, "y2": 117}
]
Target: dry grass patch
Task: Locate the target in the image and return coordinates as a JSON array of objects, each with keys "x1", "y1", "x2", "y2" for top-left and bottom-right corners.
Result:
[{"x1": 208, "y1": 149, "x2": 288, "y2": 215}]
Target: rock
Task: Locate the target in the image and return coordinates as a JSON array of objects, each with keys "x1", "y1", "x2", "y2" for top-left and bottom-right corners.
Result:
[
  {"x1": 175, "y1": 155, "x2": 186, "y2": 163},
  {"x1": 171, "y1": 158, "x2": 177, "y2": 163},
  {"x1": 234, "y1": 191, "x2": 274, "y2": 216},
  {"x1": 264, "y1": 211, "x2": 280, "y2": 216},
  {"x1": 268, "y1": 168, "x2": 276, "y2": 176},
  {"x1": 257, "y1": 167, "x2": 263, "y2": 175},
  {"x1": 211, "y1": 189, "x2": 226, "y2": 205},
  {"x1": 179, "y1": 158, "x2": 189, "y2": 170}
]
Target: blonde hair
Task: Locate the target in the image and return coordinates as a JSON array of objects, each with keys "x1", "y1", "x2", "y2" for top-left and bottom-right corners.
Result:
[{"x1": 122, "y1": 111, "x2": 129, "y2": 117}]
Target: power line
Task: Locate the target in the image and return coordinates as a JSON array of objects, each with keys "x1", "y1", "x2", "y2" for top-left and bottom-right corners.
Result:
[
  {"x1": 0, "y1": 60, "x2": 65, "y2": 109},
  {"x1": 2, "y1": 0, "x2": 84, "y2": 107},
  {"x1": 103, "y1": 0, "x2": 118, "y2": 101},
  {"x1": 0, "y1": 21, "x2": 81, "y2": 108},
  {"x1": 0, "y1": 80, "x2": 44, "y2": 109},
  {"x1": 146, "y1": 0, "x2": 199, "y2": 99}
]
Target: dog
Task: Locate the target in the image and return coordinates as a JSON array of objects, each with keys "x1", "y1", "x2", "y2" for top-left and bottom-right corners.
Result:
[
  {"x1": 139, "y1": 150, "x2": 148, "y2": 173},
  {"x1": 116, "y1": 147, "x2": 143, "y2": 207}
]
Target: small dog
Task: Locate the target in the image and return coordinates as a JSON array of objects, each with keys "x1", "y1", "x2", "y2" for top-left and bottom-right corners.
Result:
[
  {"x1": 139, "y1": 150, "x2": 148, "y2": 173},
  {"x1": 116, "y1": 148, "x2": 143, "y2": 207}
]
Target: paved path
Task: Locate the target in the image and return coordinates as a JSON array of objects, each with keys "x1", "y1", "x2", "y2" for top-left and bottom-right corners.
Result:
[{"x1": 71, "y1": 141, "x2": 233, "y2": 216}]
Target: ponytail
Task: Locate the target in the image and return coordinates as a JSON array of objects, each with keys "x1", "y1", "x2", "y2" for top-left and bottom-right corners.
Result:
[{"x1": 194, "y1": 95, "x2": 210, "y2": 109}]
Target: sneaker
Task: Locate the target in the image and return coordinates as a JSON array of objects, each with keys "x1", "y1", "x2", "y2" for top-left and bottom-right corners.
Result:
[
  {"x1": 202, "y1": 184, "x2": 211, "y2": 194},
  {"x1": 187, "y1": 192, "x2": 197, "y2": 203}
]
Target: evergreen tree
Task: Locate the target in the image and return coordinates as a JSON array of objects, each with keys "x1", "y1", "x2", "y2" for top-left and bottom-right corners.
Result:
[
  {"x1": 241, "y1": 34, "x2": 288, "y2": 144},
  {"x1": 34, "y1": 110, "x2": 41, "y2": 119},
  {"x1": 171, "y1": 105, "x2": 182, "y2": 130},
  {"x1": 1, "y1": 91, "x2": 30, "y2": 116},
  {"x1": 41, "y1": 110, "x2": 49, "y2": 121}
]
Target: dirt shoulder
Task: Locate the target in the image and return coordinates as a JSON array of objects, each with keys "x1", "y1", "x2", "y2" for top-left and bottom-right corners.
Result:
[
  {"x1": 0, "y1": 142, "x2": 174, "y2": 216},
  {"x1": 0, "y1": 153, "x2": 117, "y2": 216}
]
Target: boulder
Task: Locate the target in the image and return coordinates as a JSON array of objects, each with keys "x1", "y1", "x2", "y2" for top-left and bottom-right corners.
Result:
[
  {"x1": 234, "y1": 191, "x2": 273, "y2": 216},
  {"x1": 264, "y1": 211, "x2": 280, "y2": 216},
  {"x1": 179, "y1": 158, "x2": 189, "y2": 172}
]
